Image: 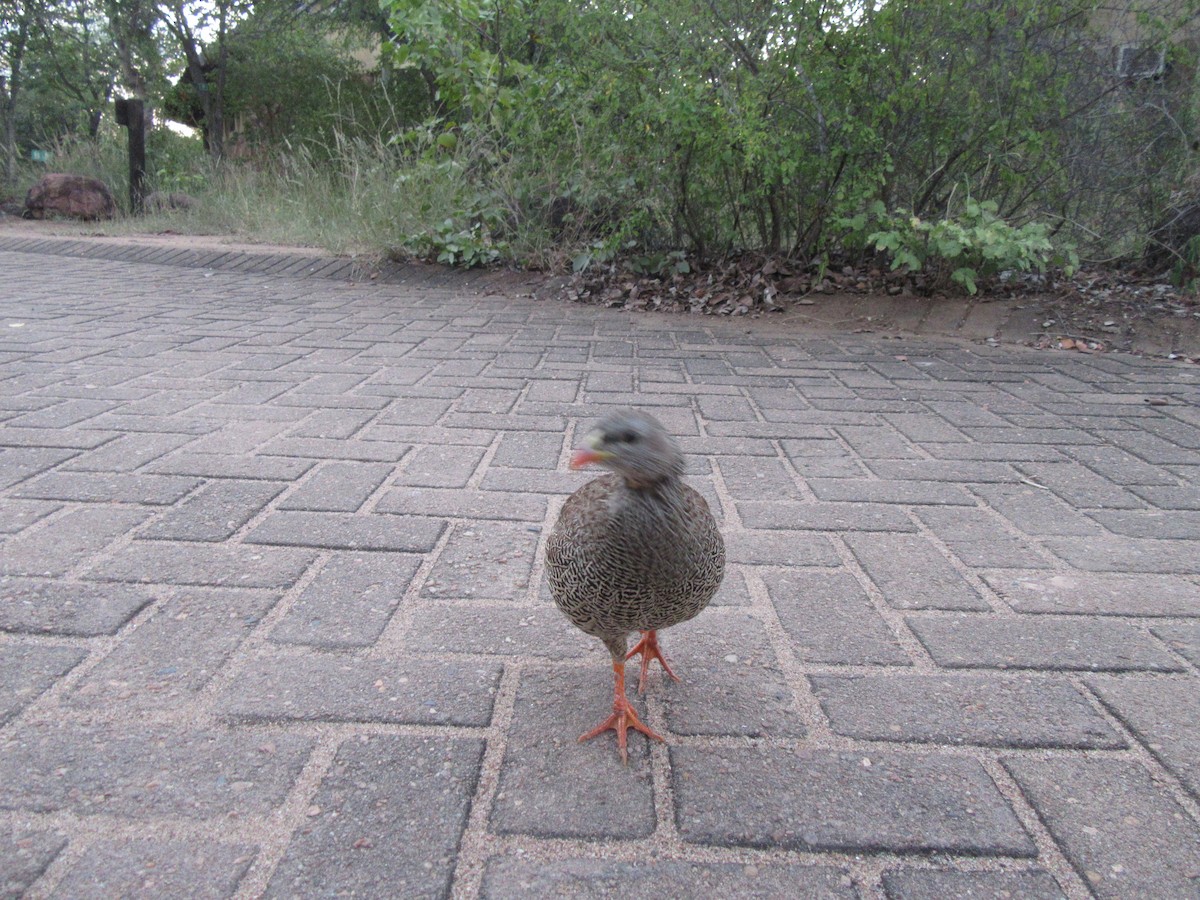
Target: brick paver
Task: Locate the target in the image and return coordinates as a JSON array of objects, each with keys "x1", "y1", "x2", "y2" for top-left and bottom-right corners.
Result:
[{"x1": 1, "y1": 240, "x2": 1199, "y2": 897}]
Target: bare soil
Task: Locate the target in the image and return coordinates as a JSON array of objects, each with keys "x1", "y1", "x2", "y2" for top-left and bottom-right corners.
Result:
[
  {"x1": 3, "y1": 214, "x2": 1198, "y2": 362},
  {"x1": 756, "y1": 272, "x2": 1200, "y2": 362}
]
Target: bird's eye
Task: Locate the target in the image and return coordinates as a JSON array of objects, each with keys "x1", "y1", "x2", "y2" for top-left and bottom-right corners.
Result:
[{"x1": 622, "y1": 430, "x2": 639, "y2": 443}]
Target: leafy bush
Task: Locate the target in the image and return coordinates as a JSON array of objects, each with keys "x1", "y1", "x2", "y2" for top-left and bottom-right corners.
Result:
[
  {"x1": 145, "y1": 127, "x2": 208, "y2": 195},
  {"x1": 14, "y1": 0, "x2": 1191, "y2": 276},
  {"x1": 1170, "y1": 235, "x2": 1200, "y2": 293},
  {"x1": 403, "y1": 218, "x2": 504, "y2": 267},
  {"x1": 851, "y1": 198, "x2": 1077, "y2": 294},
  {"x1": 377, "y1": 0, "x2": 1197, "y2": 269}
]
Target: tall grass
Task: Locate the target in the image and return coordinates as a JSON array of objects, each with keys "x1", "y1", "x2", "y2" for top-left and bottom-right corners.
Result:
[
  {"x1": 11, "y1": 131, "x2": 130, "y2": 210},
  {"x1": 10, "y1": 125, "x2": 569, "y2": 265},
  {"x1": 166, "y1": 135, "x2": 426, "y2": 254}
]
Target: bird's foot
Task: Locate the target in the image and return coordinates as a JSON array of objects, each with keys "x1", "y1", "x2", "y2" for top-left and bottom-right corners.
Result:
[
  {"x1": 578, "y1": 692, "x2": 665, "y2": 764},
  {"x1": 625, "y1": 629, "x2": 680, "y2": 693}
]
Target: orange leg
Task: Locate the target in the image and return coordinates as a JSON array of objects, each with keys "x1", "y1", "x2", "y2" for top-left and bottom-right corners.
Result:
[
  {"x1": 625, "y1": 629, "x2": 680, "y2": 694},
  {"x1": 578, "y1": 660, "x2": 665, "y2": 764}
]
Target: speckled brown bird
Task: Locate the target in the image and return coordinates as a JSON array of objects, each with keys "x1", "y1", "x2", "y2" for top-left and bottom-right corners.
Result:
[{"x1": 546, "y1": 408, "x2": 725, "y2": 762}]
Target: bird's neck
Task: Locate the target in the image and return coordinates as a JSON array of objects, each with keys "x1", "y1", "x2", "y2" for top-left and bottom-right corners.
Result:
[{"x1": 620, "y1": 473, "x2": 681, "y2": 496}]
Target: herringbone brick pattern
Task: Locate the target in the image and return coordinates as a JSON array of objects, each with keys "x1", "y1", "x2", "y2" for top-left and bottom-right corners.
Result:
[{"x1": 2, "y1": 243, "x2": 1199, "y2": 898}]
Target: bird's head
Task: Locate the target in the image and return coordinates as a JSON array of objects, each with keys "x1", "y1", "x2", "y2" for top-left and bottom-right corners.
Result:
[{"x1": 570, "y1": 408, "x2": 684, "y2": 488}]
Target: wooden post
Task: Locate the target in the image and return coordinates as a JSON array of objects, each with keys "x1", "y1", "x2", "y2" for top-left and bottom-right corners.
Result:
[{"x1": 114, "y1": 98, "x2": 146, "y2": 215}]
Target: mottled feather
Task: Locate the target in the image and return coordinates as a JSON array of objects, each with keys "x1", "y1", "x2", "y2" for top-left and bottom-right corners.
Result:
[{"x1": 546, "y1": 414, "x2": 725, "y2": 661}]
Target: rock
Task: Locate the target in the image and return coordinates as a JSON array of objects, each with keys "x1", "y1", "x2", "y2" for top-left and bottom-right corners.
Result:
[
  {"x1": 144, "y1": 191, "x2": 197, "y2": 212},
  {"x1": 23, "y1": 173, "x2": 116, "y2": 221}
]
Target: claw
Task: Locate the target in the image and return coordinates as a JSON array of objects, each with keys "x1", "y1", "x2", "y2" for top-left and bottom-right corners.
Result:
[
  {"x1": 578, "y1": 660, "x2": 665, "y2": 763},
  {"x1": 625, "y1": 630, "x2": 680, "y2": 693}
]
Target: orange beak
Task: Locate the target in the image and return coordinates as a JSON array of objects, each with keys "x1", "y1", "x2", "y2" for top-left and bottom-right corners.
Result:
[{"x1": 570, "y1": 448, "x2": 609, "y2": 469}]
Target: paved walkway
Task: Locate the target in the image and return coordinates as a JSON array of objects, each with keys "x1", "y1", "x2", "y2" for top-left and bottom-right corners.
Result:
[{"x1": 1, "y1": 240, "x2": 1199, "y2": 899}]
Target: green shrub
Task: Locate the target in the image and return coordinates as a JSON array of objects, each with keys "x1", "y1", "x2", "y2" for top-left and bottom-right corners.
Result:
[
  {"x1": 1170, "y1": 235, "x2": 1200, "y2": 293},
  {"x1": 402, "y1": 218, "x2": 504, "y2": 267},
  {"x1": 851, "y1": 198, "x2": 1077, "y2": 294},
  {"x1": 378, "y1": 0, "x2": 1197, "y2": 268}
]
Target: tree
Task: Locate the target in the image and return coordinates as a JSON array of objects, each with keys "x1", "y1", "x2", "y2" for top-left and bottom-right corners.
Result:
[
  {"x1": 1, "y1": 0, "x2": 38, "y2": 190},
  {"x1": 3, "y1": 0, "x2": 165, "y2": 184},
  {"x1": 32, "y1": 0, "x2": 121, "y2": 137},
  {"x1": 220, "y1": 19, "x2": 371, "y2": 147},
  {"x1": 157, "y1": 0, "x2": 248, "y2": 157},
  {"x1": 159, "y1": 0, "x2": 416, "y2": 157},
  {"x1": 103, "y1": 0, "x2": 160, "y2": 98}
]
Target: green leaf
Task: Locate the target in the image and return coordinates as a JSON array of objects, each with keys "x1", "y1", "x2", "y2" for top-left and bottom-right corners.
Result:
[
  {"x1": 870, "y1": 231, "x2": 899, "y2": 252},
  {"x1": 951, "y1": 267, "x2": 978, "y2": 294},
  {"x1": 936, "y1": 239, "x2": 963, "y2": 258}
]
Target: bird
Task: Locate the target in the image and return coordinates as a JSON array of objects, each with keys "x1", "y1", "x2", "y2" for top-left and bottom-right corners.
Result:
[{"x1": 545, "y1": 408, "x2": 725, "y2": 763}]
